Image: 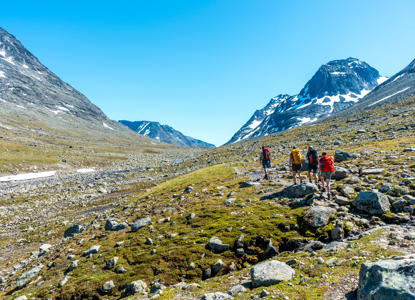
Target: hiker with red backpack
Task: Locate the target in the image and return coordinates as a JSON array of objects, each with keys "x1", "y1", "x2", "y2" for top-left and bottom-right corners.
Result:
[
  {"x1": 319, "y1": 152, "x2": 335, "y2": 200},
  {"x1": 289, "y1": 146, "x2": 303, "y2": 185},
  {"x1": 260, "y1": 146, "x2": 271, "y2": 180},
  {"x1": 306, "y1": 146, "x2": 319, "y2": 184}
]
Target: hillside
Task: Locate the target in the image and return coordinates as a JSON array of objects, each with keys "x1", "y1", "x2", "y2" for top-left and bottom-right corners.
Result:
[{"x1": 1, "y1": 87, "x2": 414, "y2": 299}]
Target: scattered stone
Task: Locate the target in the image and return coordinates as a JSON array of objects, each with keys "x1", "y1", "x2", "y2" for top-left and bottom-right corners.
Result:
[
  {"x1": 302, "y1": 206, "x2": 336, "y2": 227},
  {"x1": 228, "y1": 284, "x2": 246, "y2": 295},
  {"x1": 208, "y1": 237, "x2": 230, "y2": 253},
  {"x1": 202, "y1": 292, "x2": 233, "y2": 299},
  {"x1": 212, "y1": 259, "x2": 225, "y2": 273},
  {"x1": 251, "y1": 260, "x2": 295, "y2": 288},
  {"x1": 352, "y1": 191, "x2": 391, "y2": 215},
  {"x1": 59, "y1": 275, "x2": 70, "y2": 287},
  {"x1": 16, "y1": 264, "x2": 44, "y2": 289},
  {"x1": 282, "y1": 183, "x2": 318, "y2": 198},
  {"x1": 187, "y1": 213, "x2": 196, "y2": 220},
  {"x1": 130, "y1": 217, "x2": 152, "y2": 231},
  {"x1": 122, "y1": 280, "x2": 147, "y2": 297},
  {"x1": 224, "y1": 198, "x2": 236, "y2": 205},
  {"x1": 360, "y1": 168, "x2": 384, "y2": 175},
  {"x1": 106, "y1": 257, "x2": 118, "y2": 269},
  {"x1": 101, "y1": 280, "x2": 115, "y2": 293},
  {"x1": 334, "y1": 149, "x2": 356, "y2": 162},
  {"x1": 64, "y1": 224, "x2": 84, "y2": 238},
  {"x1": 188, "y1": 262, "x2": 196, "y2": 271},
  {"x1": 83, "y1": 245, "x2": 100, "y2": 256}
]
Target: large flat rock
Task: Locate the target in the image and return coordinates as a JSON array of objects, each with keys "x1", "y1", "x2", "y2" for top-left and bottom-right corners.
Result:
[
  {"x1": 251, "y1": 260, "x2": 294, "y2": 288},
  {"x1": 352, "y1": 191, "x2": 390, "y2": 215},
  {"x1": 282, "y1": 183, "x2": 318, "y2": 198},
  {"x1": 302, "y1": 206, "x2": 336, "y2": 228}
]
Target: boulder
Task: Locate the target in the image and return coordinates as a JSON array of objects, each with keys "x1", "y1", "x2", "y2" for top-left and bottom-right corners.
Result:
[
  {"x1": 334, "y1": 149, "x2": 355, "y2": 162},
  {"x1": 16, "y1": 264, "x2": 44, "y2": 289},
  {"x1": 228, "y1": 284, "x2": 247, "y2": 295},
  {"x1": 332, "y1": 167, "x2": 349, "y2": 180},
  {"x1": 360, "y1": 168, "x2": 384, "y2": 175},
  {"x1": 105, "y1": 219, "x2": 128, "y2": 231},
  {"x1": 39, "y1": 244, "x2": 52, "y2": 256},
  {"x1": 64, "y1": 224, "x2": 84, "y2": 238},
  {"x1": 101, "y1": 280, "x2": 115, "y2": 293},
  {"x1": 251, "y1": 260, "x2": 294, "y2": 288},
  {"x1": 352, "y1": 191, "x2": 391, "y2": 215},
  {"x1": 208, "y1": 237, "x2": 230, "y2": 253},
  {"x1": 282, "y1": 183, "x2": 318, "y2": 198},
  {"x1": 212, "y1": 259, "x2": 224, "y2": 273},
  {"x1": 358, "y1": 256, "x2": 415, "y2": 300},
  {"x1": 336, "y1": 196, "x2": 351, "y2": 206},
  {"x1": 106, "y1": 257, "x2": 118, "y2": 269},
  {"x1": 122, "y1": 280, "x2": 147, "y2": 297},
  {"x1": 83, "y1": 245, "x2": 100, "y2": 256},
  {"x1": 302, "y1": 206, "x2": 336, "y2": 227},
  {"x1": 130, "y1": 217, "x2": 152, "y2": 232},
  {"x1": 202, "y1": 292, "x2": 233, "y2": 300},
  {"x1": 379, "y1": 184, "x2": 392, "y2": 193},
  {"x1": 404, "y1": 195, "x2": 415, "y2": 205}
]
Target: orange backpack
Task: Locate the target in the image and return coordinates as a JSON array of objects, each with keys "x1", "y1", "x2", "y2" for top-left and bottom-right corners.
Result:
[{"x1": 321, "y1": 155, "x2": 334, "y2": 172}]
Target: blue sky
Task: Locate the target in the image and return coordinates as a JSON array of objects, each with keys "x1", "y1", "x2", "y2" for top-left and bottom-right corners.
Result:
[{"x1": 1, "y1": 0, "x2": 415, "y2": 146}]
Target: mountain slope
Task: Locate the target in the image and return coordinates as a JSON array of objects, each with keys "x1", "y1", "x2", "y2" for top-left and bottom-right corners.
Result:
[
  {"x1": 119, "y1": 120, "x2": 215, "y2": 147},
  {"x1": 337, "y1": 58, "x2": 415, "y2": 115},
  {"x1": 226, "y1": 58, "x2": 387, "y2": 144},
  {"x1": 0, "y1": 27, "x2": 151, "y2": 144}
]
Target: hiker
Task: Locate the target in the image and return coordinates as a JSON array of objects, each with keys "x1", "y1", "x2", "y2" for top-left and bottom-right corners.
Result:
[
  {"x1": 319, "y1": 152, "x2": 335, "y2": 200},
  {"x1": 289, "y1": 146, "x2": 303, "y2": 184},
  {"x1": 259, "y1": 146, "x2": 271, "y2": 180},
  {"x1": 306, "y1": 146, "x2": 319, "y2": 184}
]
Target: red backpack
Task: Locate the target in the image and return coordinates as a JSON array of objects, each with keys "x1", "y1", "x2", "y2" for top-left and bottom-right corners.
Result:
[
  {"x1": 262, "y1": 147, "x2": 271, "y2": 161},
  {"x1": 321, "y1": 155, "x2": 334, "y2": 172}
]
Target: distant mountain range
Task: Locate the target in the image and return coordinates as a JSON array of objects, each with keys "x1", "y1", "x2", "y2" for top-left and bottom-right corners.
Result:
[
  {"x1": 118, "y1": 120, "x2": 215, "y2": 148},
  {"x1": 226, "y1": 58, "x2": 387, "y2": 144}
]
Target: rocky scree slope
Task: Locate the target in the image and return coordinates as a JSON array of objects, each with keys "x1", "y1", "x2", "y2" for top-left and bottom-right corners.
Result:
[
  {"x1": 227, "y1": 57, "x2": 386, "y2": 144},
  {"x1": 0, "y1": 27, "x2": 151, "y2": 144},
  {"x1": 1, "y1": 94, "x2": 415, "y2": 299},
  {"x1": 119, "y1": 120, "x2": 215, "y2": 148}
]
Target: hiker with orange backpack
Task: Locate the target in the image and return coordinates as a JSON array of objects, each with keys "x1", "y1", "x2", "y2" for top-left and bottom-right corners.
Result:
[
  {"x1": 319, "y1": 152, "x2": 335, "y2": 200},
  {"x1": 260, "y1": 146, "x2": 271, "y2": 180},
  {"x1": 306, "y1": 146, "x2": 319, "y2": 184},
  {"x1": 289, "y1": 146, "x2": 303, "y2": 185}
]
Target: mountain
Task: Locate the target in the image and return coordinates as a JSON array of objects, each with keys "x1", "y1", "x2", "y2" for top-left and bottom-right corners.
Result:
[
  {"x1": 226, "y1": 58, "x2": 387, "y2": 144},
  {"x1": 118, "y1": 120, "x2": 215, "y2": 147},
  {"x1": 0, "y1": 27, "x2": 150, "y2": 143},
  {"x1": 337, "y1": 58, "x2": 415, "y2": 115}
]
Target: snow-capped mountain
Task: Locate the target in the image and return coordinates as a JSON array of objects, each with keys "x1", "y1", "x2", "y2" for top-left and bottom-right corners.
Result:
[
  {"x1": 118, "y1": 120, "x2": 215, "y2": 148},
  {"x1": 0, "y1": 27, "x2": 145, "y2": 141},
  {"x1": 226, "y1": 58, "x2": 387, "y2": 144},
  {"x1": 338, "y1": 58, "x2": 415, "y2": 114}
]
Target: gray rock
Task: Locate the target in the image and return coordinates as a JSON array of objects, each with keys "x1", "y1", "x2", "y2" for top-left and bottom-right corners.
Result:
[
  {"x1": 224, "y1": 198, "x2": 236, "y2": 205},
  {"x1": 392, "y1": 199, "x2": 407, "y2": 209},
  {"x1": 39, "y1": 244, "x2": 52, "y2": 256},
  {"x1": 228, "y1": 284, "x2": 247, "y2": 295},
  {"x1": 336, "y1": 196, "x2": 351, "y2": 206},
  {"x1": 358, "y1": 257, "x2": 415, "y2": 300},
  {"x1": 59, "y1": 275, "x2": 70, "y2": 287},
  {"x1": 361, "y1": 168, "x2": 384, "y2": 175},
  {"x1": 105, "y1": 219, "x2": 118, "y2": 231},
  {"x1": 116, "y1": 266, "x2": 127, "y2": 273},
  {"x1": 342, "y1": 186, "x2": 355, "y2": 195},
  {"x1": 101, "y1": 280, "x2": 115, "y2": 293},
  {"x1": 302, "y1": 206, "x2": 336, "y2": 227},
  {"x1": 379, "y1": 184, "x2": 392, "y2": 193},
  {"x1": 14, "y1": 296, "x2": 28, "y2": 300},
  {"x1": 67, "y1": 260, "x2": 78, "y2": 272},
  {"x1": 212, "y1": 259, "x2": 225, "y2": 273},
  {"x1": 106, "y1": 257, "x2": 118, "y2": 269},
  {"x1": 323, "y1": 242, "x2": 347, "y2": 251},
  {"x1": 251, "y1": 260, "x2": 294, "y2": 288},
  {"x1": 352, "y1": 191, "x2": 391, "y2": 215},
  {"x1": 187, "y1": 213, "x2": 196, "y2": 220},
  {"x1": 16, "y1": 264, "x2": 44, "y2": 289},
  {"x1": 122, "y1": 280, "x2": 147, "y2": 297},
  {"x1": 332, "y1": 167, "x2": 349, "y2": 180},
  {"x1": 202, "y1": 292, "x2": 233, "y2": 300},
  {"x1": 404, "y1": 195, "x2": 415, "y2": 205},
  {"x1": 282, "y1": 183, "x2": 318, "y2": 198},
  {"x1": 208, "y1": 237, "x2": 230, "y2": 253},
  {"x1": 150, "y1": 282, "x2": 166, "y2": 294},
  {"x1": 334, "y1": 149, "x2": 356, "y2": 162},
  {"x1": 130, "y1": 217, "x2": 152, "y2": 231},
  {"x1": 188, "y1": 262, "x2": 196, "y2": 270},
  {"x1": 145, "y1": 238, "x2": 153, "y2": 245},
  {"x1": 64, "y1": 224, "x2": 84, "y2": 238},
  {"x1": 83, "y1": 245, "x2": 100, "y2": 256}
]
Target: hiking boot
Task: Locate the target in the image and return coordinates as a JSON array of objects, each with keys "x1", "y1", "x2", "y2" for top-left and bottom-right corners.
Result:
[
  {"x1": 327, "y1": 193, "x2": 331, "y2": 200},
  {"x1": 309, "y1": 179, "x2": 312, "y2": 183},
  {"x1": 321, "y1": 187, "x2": 326, "y2": 193}
]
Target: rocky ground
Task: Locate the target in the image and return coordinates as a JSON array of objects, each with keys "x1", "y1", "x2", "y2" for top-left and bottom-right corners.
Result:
[{"x1": 0, "y1": 96, "x2": 415, "y2": 300}]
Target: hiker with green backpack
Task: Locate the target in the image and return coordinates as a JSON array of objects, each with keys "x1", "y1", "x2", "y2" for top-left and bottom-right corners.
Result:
[
  {"x1": 260, "y1": 146, "x2": 271, "y2": 180},
  {"x1": 319, "y1": 152, "x2": 335, "y2": 200},
  {"x1": 289, "y1": 146, "x2": 303, "y2": 185}
]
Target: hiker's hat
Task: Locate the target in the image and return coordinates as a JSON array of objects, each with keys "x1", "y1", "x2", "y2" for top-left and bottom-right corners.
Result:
[{"x1": 293, "y1": 146, "x2": 297, "y2": 149}]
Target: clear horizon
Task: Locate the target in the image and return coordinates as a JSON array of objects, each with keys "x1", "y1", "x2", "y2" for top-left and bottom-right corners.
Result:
[{"x1": 1, "y1": 0, "x2": 415, "y2": 146}]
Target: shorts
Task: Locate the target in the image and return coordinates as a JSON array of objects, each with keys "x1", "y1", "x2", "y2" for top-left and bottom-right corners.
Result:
[
  {"x1": 292, "y1": 164, "x2": 302, "y2": 172},
  {"x1": 262, "y1": 160, "x2": 270, "y2": 169},
  {"x1": 321, "y1": 171, "x2": 332, "y2": 180},
  {"x1": 308, "y1": 165, "x2": 318, "y2": 174}
]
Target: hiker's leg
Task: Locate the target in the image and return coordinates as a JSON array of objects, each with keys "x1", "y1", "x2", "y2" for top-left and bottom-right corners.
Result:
[
  {"x1": 298, "y1": 171, "x2": 303, "y2": 183},
  {"x1": 326, "y1": 179, "x2": 331, "y2": 194},
  {"x1": 308, "y1": 171, "x2": 311, "y2": 182},
  {"x1": 320, "y1": 175, "x2": 325, "y2": 188},
  {"x1": 292, "y1": 171, "x2": 297, "y2": 184}
]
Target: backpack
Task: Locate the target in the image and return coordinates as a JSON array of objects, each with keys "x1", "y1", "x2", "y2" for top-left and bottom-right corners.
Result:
[
  {"x1": 309, "y1": 149, "x2": 319, "y2": 166},
  {"x1": 262, "y1": 147, "x2": 271, "y2": 161},
  {"x1": 291, "y1": 149, "x2": 302, "y2": 165},
  {"x1": 321, "y1": 155, "x2": 334, "y2": 172}
]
